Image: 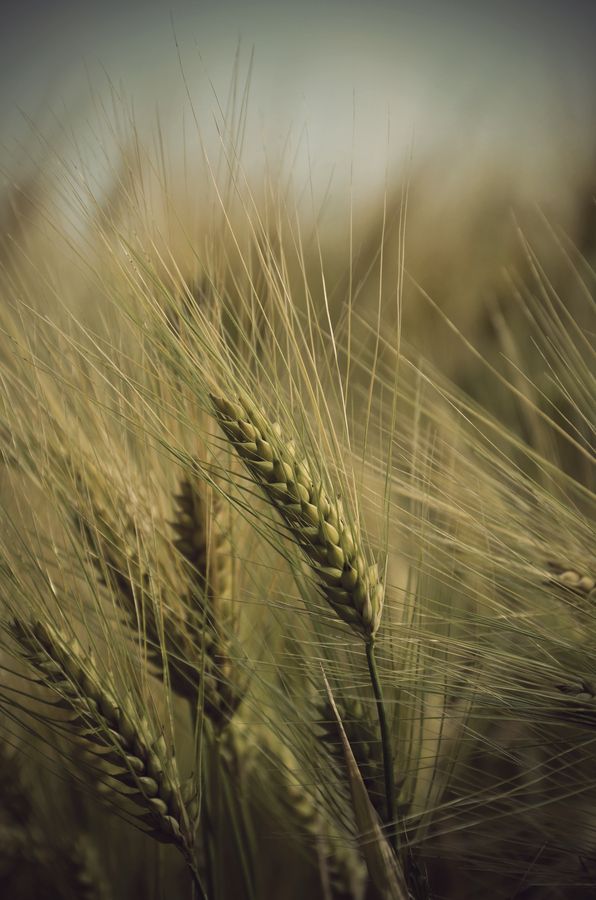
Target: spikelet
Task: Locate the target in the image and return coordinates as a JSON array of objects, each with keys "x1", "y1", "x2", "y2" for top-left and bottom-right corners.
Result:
[
  {"x1": 546, "y1": 561, "x2": 596, "y2": 599},
  {"x1": 9, "y1": 618, "x2": 193, "y2": 851},
  {"x1": 210, "y1": 392, "x2": 384, "y2": 638}
]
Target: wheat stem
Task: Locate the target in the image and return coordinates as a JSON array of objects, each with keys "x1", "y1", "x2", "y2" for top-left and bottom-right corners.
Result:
[
  {"x1": 366, "y1": 638, "x2": 397, "y2": 853},
  {"x1": 182, "y1": 846, "x2": 209, "y2": 900}
]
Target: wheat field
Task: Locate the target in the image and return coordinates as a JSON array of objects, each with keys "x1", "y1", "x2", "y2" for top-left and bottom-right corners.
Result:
[{"x1": 0, "y1": 25, "x2": 595, "y2": 900}]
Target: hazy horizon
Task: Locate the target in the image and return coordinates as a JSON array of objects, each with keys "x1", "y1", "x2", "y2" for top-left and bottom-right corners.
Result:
[{"x1": 2, "y1": 1, "x2": 595, "y2": 208}]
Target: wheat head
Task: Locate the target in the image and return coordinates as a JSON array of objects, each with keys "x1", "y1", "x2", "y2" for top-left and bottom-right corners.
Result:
[
  {"x1": 172, "y1": 472, "x2": 246, "y2": 730},
  {"x1": 210, "y1": 392, "x2": 384, "y2": 638},
  {"x1": 9, "y1": 618, "x2": 193, "y2": 851}
]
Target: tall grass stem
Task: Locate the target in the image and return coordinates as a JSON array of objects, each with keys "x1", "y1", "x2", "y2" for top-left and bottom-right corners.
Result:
[{"x1": 366, "y1": 639, "x2": 397, "y2": 853}]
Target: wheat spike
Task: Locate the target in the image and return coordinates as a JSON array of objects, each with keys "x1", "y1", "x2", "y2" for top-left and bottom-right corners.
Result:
[
  {"x1": 172, "y1": 474, "x2": 233, "y2": 608},
  {"x1": 10, "y1": 618, "x2": 193, "y2": 851},
  {"x1": 210, "y1": 392, "x2": 384, "y2": 637},
  {"x1": 171, "y1": 474, "x2": 245, "y2": 729},
  {"x1": 79, "y1": 474, "x2": 245, "y2": 728}
]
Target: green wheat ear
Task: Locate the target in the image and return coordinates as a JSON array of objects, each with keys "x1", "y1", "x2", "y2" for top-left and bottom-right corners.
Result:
[
  {"x1": 9, "y1": 618, "x2": 194, "y2": 851},
  {"x1": 209, "y1": 392, "x2": 384, "y2": 638}
]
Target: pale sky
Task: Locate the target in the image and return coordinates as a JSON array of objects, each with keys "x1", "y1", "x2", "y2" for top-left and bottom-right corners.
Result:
[{"x1": 1, "y1": 1, "x2": 595, "y2": 206}]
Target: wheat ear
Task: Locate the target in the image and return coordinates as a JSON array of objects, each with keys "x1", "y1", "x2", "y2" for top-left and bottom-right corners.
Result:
[
  {"x1": 172, "y1": 474, "x2": 246, "y2": 730},
  {"x1": 209, "y1": 393, "x2": 384, "y2": 638},
  {"x1": 284, "y1": 780, "x2": 361, "y2": 899},
  {"x1": 9, "y1": 619, "x2": 194, "y2": 852},
  {"x1": 263, "y1": 737, "x2": 361, "y2": 898},
  {"x1": 173, "y1": 474, "x2": 233, "y2": 608}
]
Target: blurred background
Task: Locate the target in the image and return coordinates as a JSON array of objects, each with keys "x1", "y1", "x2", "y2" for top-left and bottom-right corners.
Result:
[
  {"x1": 1, "y1": 0, "x2": 595, "y2": 381},
  {"x1": 2, "y1": 0, "x2": 595, "y2": 194}
]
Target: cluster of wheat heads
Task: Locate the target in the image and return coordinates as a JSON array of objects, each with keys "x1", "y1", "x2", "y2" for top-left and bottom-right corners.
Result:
[
  {"x1": 0, "y1": 351, "x2": 260, "y2": 897},
  {"x1": 0, "y1": 114, "x2": 595, "y2": 899}
]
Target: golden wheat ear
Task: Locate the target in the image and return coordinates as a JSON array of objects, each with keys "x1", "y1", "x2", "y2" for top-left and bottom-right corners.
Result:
[
  {"x1": 209, "y1": 392, "x2": 384, "y2": 638},
  {"x1": 9, "y1": 618, "x2": 194, "y2": 851}
]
